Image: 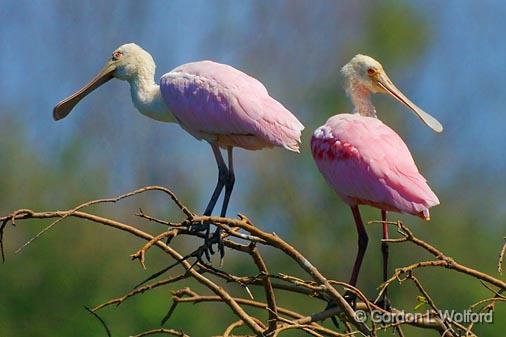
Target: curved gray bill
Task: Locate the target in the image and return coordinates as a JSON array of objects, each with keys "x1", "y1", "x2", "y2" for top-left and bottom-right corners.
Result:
[
  {"x1": 377, "y1": 74, "x2": 443, "y2": 133},
  {"x1": 53, "y1": 62, "x2": 116, "y2": 121}
]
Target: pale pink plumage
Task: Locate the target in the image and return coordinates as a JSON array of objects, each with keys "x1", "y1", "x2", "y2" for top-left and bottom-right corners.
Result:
[
  {"x1": 157, "y1": 59, "x2": 304, "y2": 258},
  {"x1": 52, "y1": 43, "x2": 305, "y2": 261},
  {"x1": 160, "y1": 61, "x2": 304, "y2": 151},
  {"x1": 311, "y1": 113, "x2": 439, "y2": 219}
]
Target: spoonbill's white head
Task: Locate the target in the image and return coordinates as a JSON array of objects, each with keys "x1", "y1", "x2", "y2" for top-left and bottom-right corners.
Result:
[
  {"x1": 341, "y1": 54, "x2": 385, "y2": 93},
  {"x1": 109, "y1": 43, "x2": 156, "y2": 81},
  {"x1": 341, "y1": 54, "x2": 443, "y2": 133},
  {"x1": 53, "y1": 43, "x2": 157, "y2": 121}
]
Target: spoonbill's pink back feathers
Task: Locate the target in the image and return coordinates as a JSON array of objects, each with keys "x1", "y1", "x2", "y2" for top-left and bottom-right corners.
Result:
[
  {"x1": 160, "y1": 61, "x2": 304, "y2": 151},
  {"x1": 311, "y1": 114, "x2": 439, "y2": 219},
  {"x1": 52, "y1": 43, "x2": 306, "y2": 262}
]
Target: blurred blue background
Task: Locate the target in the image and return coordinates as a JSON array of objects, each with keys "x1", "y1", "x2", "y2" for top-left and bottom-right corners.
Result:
[{"x1": 0, "y1": 1, "x2": 504, "y2": 336}]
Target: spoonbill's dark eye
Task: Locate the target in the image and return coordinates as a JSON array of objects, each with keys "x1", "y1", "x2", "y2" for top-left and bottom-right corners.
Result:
[
  {"x1": 112, "y1": 51, "x2": 123, "y2": 60},
  {"x1": 367, "y1": 68, "x2": 376, "y2": 75}
]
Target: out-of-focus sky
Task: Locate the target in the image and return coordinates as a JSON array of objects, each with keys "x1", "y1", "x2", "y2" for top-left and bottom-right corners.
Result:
[
  {"x1": 0, "y1": 0, "x2": 505, "y2": 229},
  {"x1": 1, "y1": 1, "x2": 505, "y2": 188}
]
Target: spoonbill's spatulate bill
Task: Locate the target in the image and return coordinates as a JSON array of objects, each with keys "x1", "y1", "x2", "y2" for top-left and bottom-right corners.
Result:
[
  {"x1": 54, "y1": 43, "x2": 304, "y2": 259},
  {"x1": 311, "y1": 55, "x2": 442, "y2": 305}
]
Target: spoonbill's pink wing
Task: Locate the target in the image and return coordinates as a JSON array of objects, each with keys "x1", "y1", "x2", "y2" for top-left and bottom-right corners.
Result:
[
  {"x1": 311, "y1": 114, "x2": 439, "y2": 218},
  {"x1": 159, "y1": 61, "x2": 304, "y2": 151}
]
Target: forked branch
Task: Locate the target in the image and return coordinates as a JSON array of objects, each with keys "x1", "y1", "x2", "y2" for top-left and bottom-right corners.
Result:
[{"x1": 1, "y1": 186, "x2": 503, "y2": 337}]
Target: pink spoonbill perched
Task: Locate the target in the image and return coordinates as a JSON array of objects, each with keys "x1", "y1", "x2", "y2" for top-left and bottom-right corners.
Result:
[
  {"x1": 311, "y1": 55, "x2": 442, "y2": 305},
  {"x1": 54, "y1": 43, "x2": 304, "y2": 258}
]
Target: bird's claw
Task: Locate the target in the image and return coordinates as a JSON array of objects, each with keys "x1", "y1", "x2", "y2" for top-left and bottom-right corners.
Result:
[
  {"x1": 188, "y1": 222, "x2": 209, "y2": 233},
  {"x1": 188, "y1": 224, "x2": 225, "y2": 265},
  {"x1": 214, "y1": 228, "x2": 225, "y2": 264},
  {"x1": 206, "y1": 227, "x2": 225, "y2": 265}
]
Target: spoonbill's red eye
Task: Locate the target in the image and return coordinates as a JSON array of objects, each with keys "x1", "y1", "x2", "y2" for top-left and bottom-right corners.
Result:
[
  {"x1": 112, "y1": 51, "x2": 123, "y2": 60},
  {"x1": 367, "y1": 68, "x2": 376, "y2": 75}
]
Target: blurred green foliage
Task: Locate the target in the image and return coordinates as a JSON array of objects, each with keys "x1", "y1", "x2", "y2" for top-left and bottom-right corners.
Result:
[{"x1": 0, "y1": 1, "x2": 504, "y2": 336}]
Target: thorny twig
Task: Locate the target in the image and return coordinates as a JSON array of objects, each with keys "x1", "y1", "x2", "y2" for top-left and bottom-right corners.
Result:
[
  {"x1": 376, "y1": 220, "x2": 506, "y2": 291},
  {"x1": 406, "y1": 273, "x2": 455, "y2": 335},
  {"x1": 249, "y1": 243, "x2": 278, "y2": 333},
  {"x1": 499, "y1": 238, "x2": 506, "y2": 275}
]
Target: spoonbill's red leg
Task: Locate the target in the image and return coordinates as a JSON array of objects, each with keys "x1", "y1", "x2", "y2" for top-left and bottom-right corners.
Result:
[
  {"x1": 349, "y1": 206, "x2": 369, "y2": 287},
  {"x1": 337, "y1": 206, "x2": 369, "y2": 311},
  {"x1": 381, "y1": 210, "x2": 389, "y2": 283},
  {"x1": 380, "y1": 209, "x2": 391, "y2": 309}
]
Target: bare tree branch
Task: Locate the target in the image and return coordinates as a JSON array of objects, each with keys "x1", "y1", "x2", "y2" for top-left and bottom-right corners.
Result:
[
  {"x1": 378, "y1": 221, "x2": 506, "y2": 290},
  {"x1": 2, "y1": 186, "x2": 503, "y2": 337},
  {"x1": 130, "y1": 328, "x2": 189, "y2": 337},
  {"x1": 499, "y1": 238, "x2": 506, "y2": 275}
]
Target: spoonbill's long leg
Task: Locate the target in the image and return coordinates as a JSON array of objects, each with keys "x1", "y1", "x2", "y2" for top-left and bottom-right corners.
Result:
[
  {"x1": 208, "y1": 147, "x2": 236, "y2": 262},
  {"x1": 220, "y1": 147, "x2": 235, "y2": 217},
  {"x1": 349, "y1": 206, "x2": 369, "y2": 287},
  {"x1": 203, "y1": 143, "x2": 228, "y2": 216},
  {"x1": 381, "y1": 210, "x2": 389, "y2": 283},
  {"x1": 199, "y1": 144, "x2": 235, "y2": 263},
  {"x1": 380, "y1": 209, "x2": 391, "y2": 309}
]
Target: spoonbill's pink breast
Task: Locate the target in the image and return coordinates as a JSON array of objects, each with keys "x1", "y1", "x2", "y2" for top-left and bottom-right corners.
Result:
[
  {"x1": 159, "y1": 61, "x2": 304, "y2": 151},
  {"x1": 311, "y1": 114, "x2": 439, "y2": 219}
]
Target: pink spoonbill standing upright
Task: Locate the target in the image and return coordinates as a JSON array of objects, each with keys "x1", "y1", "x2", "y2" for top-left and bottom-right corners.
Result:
[
  {"x1": 311, "y1": 55, "x2": 442, "y2": 305},
  {"x1": 53, "y1": 43, "x2": 304, "y2": 259}
]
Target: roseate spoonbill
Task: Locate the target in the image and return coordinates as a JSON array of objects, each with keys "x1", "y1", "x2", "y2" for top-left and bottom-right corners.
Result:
[
  {"x1": 53, "y1": 43, "x2": 304, "y2": 259},
  {"x1": 311, "y1": 55, "x2": 442, "y2": 306}
]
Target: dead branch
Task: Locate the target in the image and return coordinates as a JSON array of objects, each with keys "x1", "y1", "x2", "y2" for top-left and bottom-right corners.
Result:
[
  {"x1": 499, "y1": 238, "x2": 506, "y2": 274},
  {"x1": 1, "y1": 185, "x2": 504, "y2": 337},
  {"x1": 378, "y1": 221, "x2": 506, "y2": 290},
  {"x1": 130, "y1": 328, "x2": 189, "y2": 337},
  {"x1": 249, "y1": 244, "x2": 278, "y2": 333}
]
